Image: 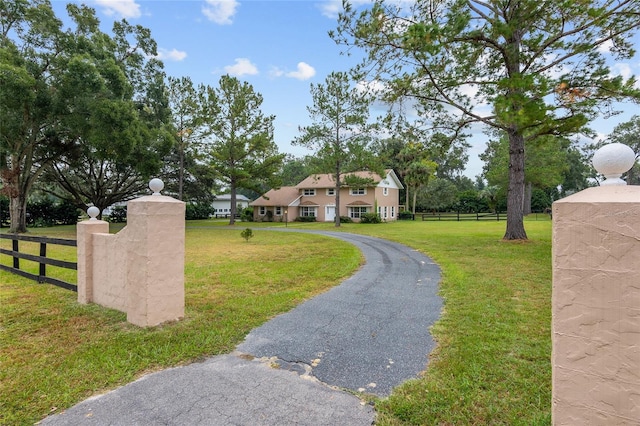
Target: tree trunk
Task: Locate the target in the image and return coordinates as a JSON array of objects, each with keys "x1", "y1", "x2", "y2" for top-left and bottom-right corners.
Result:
[
  {"x1": 178, "y1": 140, "x2": 184, "y2": 201},
  {"x1": 405, "y1": 187, "x2": 410, "y2": 213},
  {"x1": 9, "y1": 194, "x2": 27, "y2": 233},
  {"x1": 504, "y1": 131, "x2": 527, "y2": 240},
  {"x1": 334, "y1": 169, "x2": 341, "y2": 227},
  {"x1": 523, "y1": 181, "x2": 532, "y2": 215},
  {"x1": 229, "y1": 185, "x2": 237, "y2": 225},
  {"x1": 412, "y1": 188, "x2": 417, "y2": 215}
]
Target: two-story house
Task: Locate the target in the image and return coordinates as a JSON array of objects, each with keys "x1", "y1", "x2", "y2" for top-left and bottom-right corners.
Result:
[{"x1": 250, "y1": 170, "x2": 403, "y2": 222}]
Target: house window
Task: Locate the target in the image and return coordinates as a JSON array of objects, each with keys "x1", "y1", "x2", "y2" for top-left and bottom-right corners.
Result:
[
  {"x1": 350, "y1": 188, "x2": 366, "y2": 195},
  {"x1": 300, "y1": 206, "x2": 317, "y2": 217},
  {"x1": 391, "y1": 206, "x2": 395, "y2": 218},
  {"x1": 275, "y1": 206, "x2": 282, "y2": 215},
  {"x1": 326, "y1": 188, "x2": 335, "y2": 196},
  {"x1": 383, "y1": 187, "x2": 389, "y2": 196},
  {"x1": 259, "y1": 206, "x2": 266, "y2": 215},
  {"x1": 383, "y1": 206, "x2": 388, "y2": 219},
  {"x1": 349, "y1": 206, "x2": 368, "y2": 218},
  {"x1": 303, "y1": 189, "x2": 316, "y2": 196}
]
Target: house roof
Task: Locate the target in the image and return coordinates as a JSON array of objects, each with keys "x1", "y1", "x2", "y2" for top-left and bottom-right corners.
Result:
[
  {"x1": 249, "y1": 187, "x2": 301, "y2": 207},
  {"x1": 346, "y1": 200, "x2": 373, "y2": 206},
  {"x1": 295, "y1": 170, "x2": 403, "y2": 189},
  {"x1": 213, "y1": 194, "x2": 250, "y2": 201},
  {"x1": 295, "y1": 171, "x2": 385, "y2": 189}
]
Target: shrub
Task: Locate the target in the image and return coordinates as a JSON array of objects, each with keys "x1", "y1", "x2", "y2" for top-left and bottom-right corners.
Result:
[
  {"x1": 107, "y1": 206, "x2": 127, "y2": 223},
  {"x1": 52, "y1": 201, "x2": 80, "y2": 225},
  {"x1": 26, "y1": 199, "x2": 80, "y2": 227},
  {"x1": 240, "y1": 228, "x2": 254, "y2": 242},
  {"x1": 240, "y1": 207, "x2": 254, "y2": 222},
  {"x1": 455, "y1": 190, "x2": 489, "y2": 213},
  {"x1": 398, "y1": 211, "x2": 414, "y2": 220},
  {"x1": 339, "y1": 216, "x2": 353, "y2": 223},
  {"x1": 27, "y1": 199, "x2": 55, "y2": 227},
  {"x1": 0, "y1": 196, "x2": 8, "y2": 227},
  {"x1": 294, "y1": 216, "x2": 317, "y2": 222},
  {"x1": 185, "y1": 203, "x2": 214, "y2": 220},
  {"x1": 360, "y1": 213, "x2": 382, "y2": 224}
]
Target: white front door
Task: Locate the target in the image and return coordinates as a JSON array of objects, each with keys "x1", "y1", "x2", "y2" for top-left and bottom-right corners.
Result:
[{"x1": 325, "y1": 205, "x2": 336, "y2": 222}]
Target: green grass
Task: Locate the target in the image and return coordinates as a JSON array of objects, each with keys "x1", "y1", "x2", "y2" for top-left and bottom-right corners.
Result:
[
  {"x1": 0, "y1": 223, "x2": 362, "y2": 425},
  {"x1": 339, "y1": 217, "x2": 552, "y2": 425},
  {"x1": 0, "y1": 217, "x2": 552, "y2": 425}
]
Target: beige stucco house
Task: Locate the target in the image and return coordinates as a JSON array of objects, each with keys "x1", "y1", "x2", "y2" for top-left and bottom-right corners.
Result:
[{"x1": 250, "y1": 170, "x2": 403, "y2": 222}]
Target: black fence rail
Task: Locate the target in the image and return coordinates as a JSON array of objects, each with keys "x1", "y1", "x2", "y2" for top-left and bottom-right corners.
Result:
[
  {"x1": 421, "y1": 211, "x2": 504, "y2": 221},
  {"x1": 0, "y1": 234, "x2": 77, "y2": 291}
]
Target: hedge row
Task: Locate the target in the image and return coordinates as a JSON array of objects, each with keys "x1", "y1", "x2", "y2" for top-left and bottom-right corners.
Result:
[{"x1": 0, "y1": 197, "x2": 80, "y2": 228}]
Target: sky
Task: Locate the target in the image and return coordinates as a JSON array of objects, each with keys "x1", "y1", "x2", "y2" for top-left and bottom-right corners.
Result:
[{"x1": 49, "y1": 0, "x2": 640, "y2": 179}]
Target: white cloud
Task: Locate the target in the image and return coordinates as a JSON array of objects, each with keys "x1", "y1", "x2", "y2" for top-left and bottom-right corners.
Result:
[
  {"x1": 355, "y1": 79, "x2": 385, "y2": 95},
  {"x1": 597, "y1": 39, "x2": 614, "y2": 54},
  {"x1": 318, "y1": 0, "x2": 342, "y2": 18},
  {"x1": 94, "y1": 0, "x2": 141, "y2": 19},
  {"x1": 224, "y1": 58, "x2": 258, "y2": 76},
  {"x1": 318, "y1": 0, "x2": 373, "y2": 19},
  {"x1": 612, "y1": 63, "x2": 633, "y2": 80},
  {"x1": 269, "y1": 66, "x2": 285, "y2": 78},
  {"x1": 202, "y1": 0, "x2": 239, "y2": 25},
  {"x1": 156, "y1": 48, "x2": 187, "y2": 62},
  {"x1": 285, "y1": 62, "x2": 316, "y2": 80}
]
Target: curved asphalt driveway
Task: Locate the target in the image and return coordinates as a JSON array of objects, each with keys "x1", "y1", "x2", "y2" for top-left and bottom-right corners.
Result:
[
  {"x1": 41, "y1": 230, "x2": 441, "y2": 426},
  {"x1": 238, "y1": 230, "x2": 442, "y2": 396}
]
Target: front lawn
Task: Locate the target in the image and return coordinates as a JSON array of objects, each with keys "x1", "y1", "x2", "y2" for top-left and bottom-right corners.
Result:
[
  {"x1": 1, "y1": 218, "x2": 552, "y2": 425},
  {"x1": 0, "y1": 224, "x2": 361, "y2": 424}
]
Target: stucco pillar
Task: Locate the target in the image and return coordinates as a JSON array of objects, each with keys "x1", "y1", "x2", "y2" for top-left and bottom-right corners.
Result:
[
  {"x1": 77, "y1": 212, "x2": 109, "y2": 304},
  {"x1": 552, "y1": 185, "x2": 640, "y2": 424},
  {"x1": 125, "y1": 192, "x2": 185, "y2": 327}
]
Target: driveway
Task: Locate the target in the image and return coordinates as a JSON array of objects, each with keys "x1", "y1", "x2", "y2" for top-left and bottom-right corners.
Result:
[
  {"x1": 238, "y1": 230, "x2": 442, "y2": 396},
  {"x1": 40, "y1": 230, "x2": 441, "y2": 425}
]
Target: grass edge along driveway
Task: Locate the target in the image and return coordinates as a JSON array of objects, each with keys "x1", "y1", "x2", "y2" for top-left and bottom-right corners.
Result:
[{"x1": 0, "y1": 219, "x2": 552, "y2": 425}]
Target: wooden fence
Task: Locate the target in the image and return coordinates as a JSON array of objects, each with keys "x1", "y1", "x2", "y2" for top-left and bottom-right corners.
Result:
[
  {"x1": 0, "y1": 234, "x2": 77, "y2": 291},
  {"x1": 420, "y1": 211, "x2": 504, "y2": 221}
]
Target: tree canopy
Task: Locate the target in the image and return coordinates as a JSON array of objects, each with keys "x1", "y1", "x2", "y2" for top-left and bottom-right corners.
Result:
[
  {"x1": 333, "y1": 0, "x2": 640, "y2": 239},
  {"x1": 0, "y1": 0, "x2": 171, "y2": 229},
  {"x1": 603, "y1": 115, "x2": 640, "y2": 185}
]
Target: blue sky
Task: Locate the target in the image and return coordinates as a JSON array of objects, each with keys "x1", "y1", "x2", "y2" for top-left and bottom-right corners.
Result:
[{"x1": 50, "y1": 0, "x2": 640, "y2": 179}]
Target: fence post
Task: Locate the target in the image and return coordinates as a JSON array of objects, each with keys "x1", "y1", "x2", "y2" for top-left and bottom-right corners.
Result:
[
  {"x1": 39, "y1": 242, "x2": 46, "y2": 280},
  {"x1": 77, "y1": 207, "x2": 109, "y2": 304},
  {"x1": 552, "y1": 143, "x2": 640, "y2": 423},
  {"x1": 12, "y1": 239, "x2": 19, "y2": 269}
]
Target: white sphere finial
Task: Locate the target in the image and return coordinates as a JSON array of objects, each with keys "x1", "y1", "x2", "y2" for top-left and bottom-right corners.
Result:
[
  {"x1": 149, "y1": 178, "x2": 164, "y2": 195},
  {"x1": 592, "y1": 143, "x2": 636, "y2": 186},
  {"x1": 87, "y1": 206, "x2": 100, "y2": 220}
]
